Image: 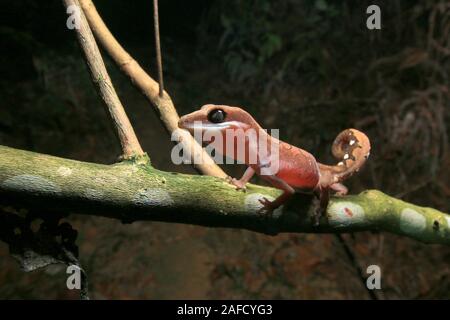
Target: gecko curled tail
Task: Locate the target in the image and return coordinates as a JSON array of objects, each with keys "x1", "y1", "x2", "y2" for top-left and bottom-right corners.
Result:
[
  {"x1": 328, "y1": 128, "x2": 371, "y2": 183},
  {"x1": 314, "y1": 128, "x2": 370, "y2": 223}
]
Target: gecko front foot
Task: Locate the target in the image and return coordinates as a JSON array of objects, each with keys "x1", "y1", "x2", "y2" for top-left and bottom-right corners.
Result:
[{"x1": 227, "y1": 176, "x2": 247, "y2": 191}]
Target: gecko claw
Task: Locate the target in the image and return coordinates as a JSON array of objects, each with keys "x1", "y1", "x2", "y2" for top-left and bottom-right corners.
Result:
[{"x1": 227, "y1": 177, "x2": 247, "y2": 191}]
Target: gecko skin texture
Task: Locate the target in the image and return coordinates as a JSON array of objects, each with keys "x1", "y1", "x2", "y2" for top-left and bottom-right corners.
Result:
[{"x1": 178, "y1": 104, "x2": 371, "y2": 222}]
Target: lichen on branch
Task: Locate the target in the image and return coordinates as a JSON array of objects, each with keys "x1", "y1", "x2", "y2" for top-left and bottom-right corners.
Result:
[{"x1": 0, "y1": 145, "x2": 449, "y2": 245}]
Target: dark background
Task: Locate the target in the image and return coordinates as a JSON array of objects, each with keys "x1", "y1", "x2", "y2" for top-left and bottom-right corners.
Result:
[{"x1": 0, "y1": 0, "x2": 449, "y2": 299}]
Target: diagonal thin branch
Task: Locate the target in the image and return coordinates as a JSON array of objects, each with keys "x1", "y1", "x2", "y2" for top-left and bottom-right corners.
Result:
[
  {"x1": 78, "y1": 0, "x2": 227, "y2": 178},
  {"x1": 63, "y1": 0, "x2": 144, "y2": 159}
]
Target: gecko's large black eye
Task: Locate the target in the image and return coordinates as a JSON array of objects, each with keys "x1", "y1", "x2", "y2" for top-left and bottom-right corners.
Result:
[{"x1": 207, "y1": 109, "x2": 226, "y2": 123}]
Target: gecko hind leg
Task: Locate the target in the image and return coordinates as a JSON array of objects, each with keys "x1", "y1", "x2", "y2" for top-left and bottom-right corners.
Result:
[
  {"x1": 258, "y1": 175, "x2": 295, "y2": 217},
  {"x1": 330, "y1": 182, "x2": 348, "y2": 196},
  {"x1": 313, "y1": 184, "x2": 347, "y2": 226}
]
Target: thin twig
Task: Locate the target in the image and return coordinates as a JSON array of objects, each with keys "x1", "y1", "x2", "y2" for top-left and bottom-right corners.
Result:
[
  {"x1": 153, "y1": 0, "x2": 164, "y2": 97},
  {"x1": 63, "y1": 0, "x2": 144, "y2": 159},
  {"x1": 335, "y1": 234, "x2": 379, "y2": 300}
]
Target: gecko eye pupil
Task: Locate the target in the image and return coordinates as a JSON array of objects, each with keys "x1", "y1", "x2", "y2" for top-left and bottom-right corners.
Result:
[{"x1": 208, "y1": 109, "x2": 226, "y2": 123}]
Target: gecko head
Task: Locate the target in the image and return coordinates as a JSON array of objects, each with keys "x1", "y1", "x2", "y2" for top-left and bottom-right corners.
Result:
[{"x1": 178, "y1": 104, "x2": 256, "y2": 135}]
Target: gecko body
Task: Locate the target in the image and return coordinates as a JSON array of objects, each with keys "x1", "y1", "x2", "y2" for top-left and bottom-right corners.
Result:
[{"x1": 179, "y1": 104, "x2": 370, "y2": 223}]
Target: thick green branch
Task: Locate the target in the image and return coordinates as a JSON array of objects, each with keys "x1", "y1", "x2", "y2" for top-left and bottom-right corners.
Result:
[{"x1": 0, "y1": 145, "x2": 449, "y2": 245}]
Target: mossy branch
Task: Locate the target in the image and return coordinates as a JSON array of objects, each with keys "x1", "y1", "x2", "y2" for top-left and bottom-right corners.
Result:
[{"x1": 0, "y1": 145, "x2": 449, "y2": 245}]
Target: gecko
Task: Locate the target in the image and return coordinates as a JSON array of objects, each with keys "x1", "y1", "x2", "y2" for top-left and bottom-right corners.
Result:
[{"x1": 178, "y1": 104, "x2": 371, "y2": 224}]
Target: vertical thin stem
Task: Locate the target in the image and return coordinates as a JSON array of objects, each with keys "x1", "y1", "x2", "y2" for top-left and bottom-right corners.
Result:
[{"x1": 153, "y1": 0, "x2": 164, "y2": 97}]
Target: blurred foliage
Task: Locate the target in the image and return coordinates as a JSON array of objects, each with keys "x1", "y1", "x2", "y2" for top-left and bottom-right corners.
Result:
[
  {"x1": 199, "y1": 0, "x2": 449, "y2": 91},
  {"x1": 200, "y1": 0, "x2": 356, "y2": 87}
]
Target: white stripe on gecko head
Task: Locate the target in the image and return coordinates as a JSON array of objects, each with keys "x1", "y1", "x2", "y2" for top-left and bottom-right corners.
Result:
[{"x1": 182, "y1": 121, "x2": 248, "y2": 131}]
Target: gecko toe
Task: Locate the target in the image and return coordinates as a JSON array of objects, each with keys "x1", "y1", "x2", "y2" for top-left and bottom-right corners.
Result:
[
  {"x1": 230, "y1": 178, "x2": 247, "y2": 191},
  {"x1": 258, "y1": 197, "x2": 275, "y2": 217}
]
